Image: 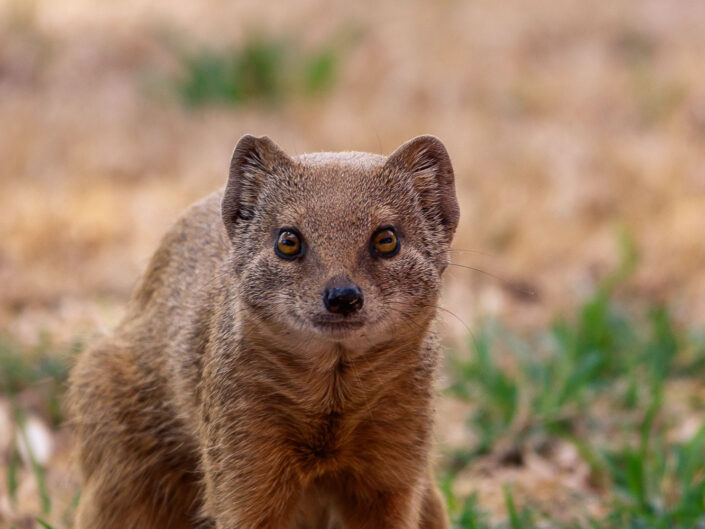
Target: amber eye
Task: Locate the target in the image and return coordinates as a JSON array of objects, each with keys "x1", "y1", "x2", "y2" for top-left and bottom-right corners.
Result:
[
  {"x1": 275, "y1": 229, "x2": 303, "y2": 259},
  {"x1": 371, "y1": 228, "x2": 400, "y2": 257}
]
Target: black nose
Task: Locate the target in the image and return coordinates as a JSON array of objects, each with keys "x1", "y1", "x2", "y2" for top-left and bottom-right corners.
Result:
[{"x1": 324, "y1": 285, "x2": 364, "y2": 315}]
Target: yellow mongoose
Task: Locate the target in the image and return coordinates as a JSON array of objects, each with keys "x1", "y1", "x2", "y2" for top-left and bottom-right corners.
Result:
[{"x1": 68, "y1": 134, "x2": 460, "y2": 529}]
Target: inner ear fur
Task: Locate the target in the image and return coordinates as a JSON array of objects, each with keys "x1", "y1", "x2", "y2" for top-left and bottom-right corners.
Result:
[
  {"x1": 385, "y1": 135, "x2": 460, "y2": 243},
  {"x1": 222, "y1": 135, "x2": 293, "y2": 239}
]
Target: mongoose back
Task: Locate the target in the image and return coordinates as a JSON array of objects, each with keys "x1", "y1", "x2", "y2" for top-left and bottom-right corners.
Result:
[{"x1": 68, "y1": 134, "x2": 460, "y2": 529}]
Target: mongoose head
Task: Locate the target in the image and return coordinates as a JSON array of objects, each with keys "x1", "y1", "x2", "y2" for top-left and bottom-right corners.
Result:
[{"x1": 222, "y1": 135, "x2": 459, "y2": 350}]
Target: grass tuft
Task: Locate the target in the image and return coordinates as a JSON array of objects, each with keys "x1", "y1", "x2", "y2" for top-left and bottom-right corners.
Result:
[
  {"x1": 446, "y1": 236, "x2": 705, "y2": 528},
  {"x1": 173, "y1": 33, "x2": 349, "y2": 108}
]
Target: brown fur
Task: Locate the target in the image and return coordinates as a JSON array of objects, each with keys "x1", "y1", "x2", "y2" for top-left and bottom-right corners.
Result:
[{"x1": 68, "y1": 134, "x2": 460, "y2": 529}]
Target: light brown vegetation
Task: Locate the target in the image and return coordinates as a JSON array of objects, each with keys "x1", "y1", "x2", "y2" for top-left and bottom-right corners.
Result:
[{"x1": 2, "y1": 0, "x2": 705, "y2": 341}]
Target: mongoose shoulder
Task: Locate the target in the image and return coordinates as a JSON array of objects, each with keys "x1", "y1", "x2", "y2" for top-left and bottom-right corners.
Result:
[{"x1": 68, "y1": 134, "x2": 460, "y2": 529}]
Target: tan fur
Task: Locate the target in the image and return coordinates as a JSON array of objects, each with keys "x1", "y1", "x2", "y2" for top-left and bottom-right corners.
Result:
[{"x1": 68, "y1": 134, "x2": 460, "y2": 529}]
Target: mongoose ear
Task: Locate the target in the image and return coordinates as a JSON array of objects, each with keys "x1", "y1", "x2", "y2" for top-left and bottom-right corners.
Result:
[
  {"x1": 385, "y1": 135, "x2": 460, "y2": 243},
  {"x1": 222, "y1": 134, "x2": 293, "y2": 238}
]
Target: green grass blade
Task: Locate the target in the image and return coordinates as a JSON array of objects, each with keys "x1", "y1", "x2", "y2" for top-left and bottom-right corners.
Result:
[{"x1": 503, "y1": 487, "x2": 525, "y2": 529}]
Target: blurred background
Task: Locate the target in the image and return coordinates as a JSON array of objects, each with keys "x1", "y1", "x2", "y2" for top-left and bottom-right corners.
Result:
[{"x1": 1, "y1": 0, "x2": 705, "y2": 527}]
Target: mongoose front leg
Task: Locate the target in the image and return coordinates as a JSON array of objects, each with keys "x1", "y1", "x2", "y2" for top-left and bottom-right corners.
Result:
[
  {"x1": 336, "y1": 486, "x2": 425, "y2": 529},
  {"x1": 336, "y1": 473, "x2": 449, "y2": 529},
  {"x1": 206, "y1": 460, "x2": 301, "y2": 529},
  {"x1": 202, "y1": 424, "x2": 303, "y2": 529},
  {"x1": 419, "y1": 480, "x2": 450, "y2": 529}
]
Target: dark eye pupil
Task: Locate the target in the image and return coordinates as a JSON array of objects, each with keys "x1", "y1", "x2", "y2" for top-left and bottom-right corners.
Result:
[
  {"x1": 372, "y1": 229, "x2": 398, "y2": 257},
  {"x1": 276, "y1": 230, "x2": 302, "y2": 259}
]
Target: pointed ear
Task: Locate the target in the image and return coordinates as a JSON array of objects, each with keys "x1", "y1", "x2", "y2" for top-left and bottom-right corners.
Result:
[
  {"x1": 222, "y1": 135, "x2": 293, "y2": 238},
  {"x1": 385, "y1": 135, "x2": 460, "y2": 243}
]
